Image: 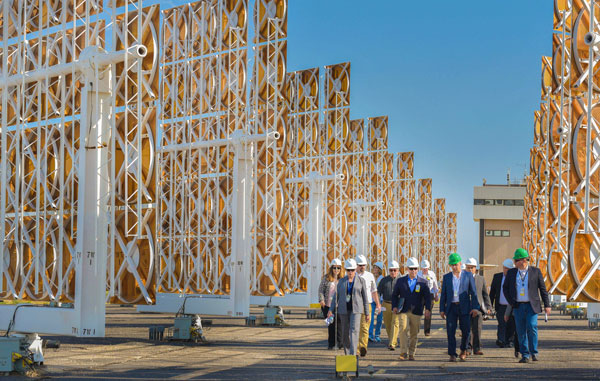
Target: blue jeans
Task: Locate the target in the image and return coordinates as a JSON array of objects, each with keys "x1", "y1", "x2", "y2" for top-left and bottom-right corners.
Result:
[
  {"x1": 513, "y1": 302, "x2": 538, "y2": 358},
  {"x1": 446, "y1": 303, "x2": 470, "y2": 356},
  {"x1": 369, "y1": 302, "x2": 383, "y2": 339}
]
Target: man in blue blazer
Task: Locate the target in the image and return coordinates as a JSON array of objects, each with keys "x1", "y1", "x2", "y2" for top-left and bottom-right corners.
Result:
[
  {"x1": 439, "y1": 253, "x2": 480, "y2": 362},
  {"x1": 391, "y1": 257, "x2": 432, "y2": 361}
]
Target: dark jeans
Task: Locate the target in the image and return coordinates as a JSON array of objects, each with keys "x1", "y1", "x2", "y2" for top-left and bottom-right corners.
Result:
[
  {"x1": 322, "y1": 306, "x2": 342, "y2": 347},
  {"x1": 446, "y1": 303, "x2": 470, "y2": 356}
]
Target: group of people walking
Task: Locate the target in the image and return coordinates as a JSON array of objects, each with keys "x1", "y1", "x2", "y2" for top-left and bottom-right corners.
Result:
[{"x1": 319, "y1": 248, "x2": 551, "y2": 364}]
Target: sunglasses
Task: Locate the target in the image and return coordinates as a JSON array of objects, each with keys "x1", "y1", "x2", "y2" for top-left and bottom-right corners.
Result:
[
  {"x1": 346, "y1": 269, "x2": 356, "y2": 272},
  {"x1": 389, "y1": 269, "x2": 399, "y2": 272},
  {"x1": 332, "y1": 266, "x2": 341, "y2": 270},
  {"x1": 408, "y1": 267, "x2": 418, "y2": 270}
]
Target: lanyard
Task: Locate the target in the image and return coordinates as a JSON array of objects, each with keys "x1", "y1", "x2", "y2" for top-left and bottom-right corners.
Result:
[
  {"x1": 347, "y1": 280, "x2": 354, "y2": 295},
  {"x1": 518, "y1": 270, "x2": 527, "y2": 287}
]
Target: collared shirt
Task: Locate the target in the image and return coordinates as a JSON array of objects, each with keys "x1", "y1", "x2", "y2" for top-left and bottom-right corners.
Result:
[
  {"x1": 499, "y1": 274, "x2": 508, "y2": 305},
  {"x1": 516, "y1": 267, "x2": 529, "y2": 302},
  {"x1": 452, "y1": 271, "x2": 462, "y2": 303},
  {"x1": 407, "y1": 276, "x2": 417, "y2": 293},
  {"x1": 358, "y1": 271, "x2": 377, "y2": 304},
  {"x1": 418, "y1": 270, "x2": 439, "y2": 296},
  {"x1": 377, "y1": 275, "x2": 398, "y2": 302}
]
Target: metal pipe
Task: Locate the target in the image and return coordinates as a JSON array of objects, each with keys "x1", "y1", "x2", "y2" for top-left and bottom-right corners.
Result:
[
  {"x1": 159, "y1": 130, "x2": 278, "y2": 153},
  {"x1": 0, "y1": 45, "x2": 147, "y2": 90}
]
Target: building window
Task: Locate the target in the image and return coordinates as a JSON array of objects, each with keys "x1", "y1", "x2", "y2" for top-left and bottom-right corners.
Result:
[
  {"x1": 474, "y1": 198, "x2": 524, "y2": 206},
  {"x1": 485, "y1": 229, "x2": 510, "y2": 237}
]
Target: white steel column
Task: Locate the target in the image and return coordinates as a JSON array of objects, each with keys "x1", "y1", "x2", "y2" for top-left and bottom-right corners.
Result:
[
  {"x1": 306, "y1": 173, "x2": 326, "y2": 304},
  {"x1": 230, "y1": 131, "x2": 252, "y2": 317}
]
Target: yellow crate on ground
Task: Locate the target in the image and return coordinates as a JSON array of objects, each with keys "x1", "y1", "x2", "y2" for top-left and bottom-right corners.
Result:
[{"x1": 335, "y1": 355, "x2": 358, "y2": 378}]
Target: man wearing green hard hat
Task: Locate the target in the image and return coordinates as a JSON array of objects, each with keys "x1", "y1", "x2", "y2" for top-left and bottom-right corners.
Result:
[
  {"x1": 439, "y1": 253, "x2": 480, "y2": 362},
  {"x1": 502, "y1": 248, "x2": 550, "y2": 364}
]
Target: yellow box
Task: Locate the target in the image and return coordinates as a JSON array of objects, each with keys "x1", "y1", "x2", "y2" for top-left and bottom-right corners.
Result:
[
  {"x1": 309, "y1": 303, "x2": 321, "y2": 309},
  {"x1": 335, "y1": 355, "x2": 358, "y2": 373}
]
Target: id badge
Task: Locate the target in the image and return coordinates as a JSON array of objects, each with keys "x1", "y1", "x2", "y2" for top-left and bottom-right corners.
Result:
[
  {"x1": 346, "y1": 294, "x2": 351, "y2": 303},
  {"x1": 519, "y1": 288, "x2": 525, "y2": 297},
  {"x1": 454, "y1": 290, "x2": 458, "y2": 298},
  {"x1": 415, "y1": 285, "x2": 421, "y2": 293}
]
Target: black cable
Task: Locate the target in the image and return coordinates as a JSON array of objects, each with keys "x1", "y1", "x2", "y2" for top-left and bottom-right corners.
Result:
[{"x1": 5, "y1": 304, "x2": 35, "y2": 337}]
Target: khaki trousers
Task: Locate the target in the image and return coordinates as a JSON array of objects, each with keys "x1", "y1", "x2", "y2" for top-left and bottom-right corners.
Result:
[
  {"x1": 358, "y1": 304, "x2": 372, "y2": 351},
  {"x1": 399, "y1": 312, "x2": 421, "y2": 356},
  {"x1": 382, "y1": 301, "x2": 400, "y2": 348}
]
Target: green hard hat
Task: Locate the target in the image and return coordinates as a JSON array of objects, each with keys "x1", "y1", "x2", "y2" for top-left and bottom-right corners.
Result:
[
  {"x1": 448, "y1": 253, "x2": 461, "y2": 265},
  {"x1": 513, "y1": 248, "x2": 529, "y2": 260}
]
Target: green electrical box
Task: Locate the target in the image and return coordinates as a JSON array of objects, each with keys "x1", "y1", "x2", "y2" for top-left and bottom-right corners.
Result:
[{"x1": 0, "y1": 336, "x2": 28, "y2": 373}]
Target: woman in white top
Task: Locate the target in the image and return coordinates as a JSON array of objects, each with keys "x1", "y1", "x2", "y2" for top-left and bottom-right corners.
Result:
[
  {"x1": 318, "y1": 258, "x2": 344, "y2": 349},
  {"x1": 369, "y1": 262, "x2": 385, "y2": 342}
]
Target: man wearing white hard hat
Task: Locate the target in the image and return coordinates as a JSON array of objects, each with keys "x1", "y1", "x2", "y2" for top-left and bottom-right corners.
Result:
[
  {"x1": 391, "y1": 257, "x2": 432, "y2": 361},
  {"x1": 368, "y1": 261, "x2": 385, "y2": 343},
  {"x1": 417, "y1": 259, "x2": 439, "y2": 336},
  {"x1": 377, "y1": 260, "x2": 401, "y2": 350},
  {"x1": 328, "y1": 258, "x2": 370, "y2": 355},
  {"x1": 489, "y1": 258, "x2": 519, "y2": 356},
  {"x1": 465, "y1": 257, "x2": 492, "y2": 355},
  {"x1": 355, "y1": 255, "x2": 381, "y2": 357}
]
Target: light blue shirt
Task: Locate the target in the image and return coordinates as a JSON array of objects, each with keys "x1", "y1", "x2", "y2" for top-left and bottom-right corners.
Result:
[
  {"x1": 499, "y1": 274, "x2": 508, "y2": 305},
  {"x1": 408, "y1": 277, "x2": 417, "y2": 293},
  {"x1": 516, "y1": 268, "x2": 529, "y2": 302},
  {"x1": 452, "y1": 272, "x2": 462, "y2": 303}
]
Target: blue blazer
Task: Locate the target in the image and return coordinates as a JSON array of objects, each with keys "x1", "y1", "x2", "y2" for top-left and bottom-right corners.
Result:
[
  {"x1": 391, "y1": 275, "x2": 432, "y2": 316},
  {"x1": 439, "y1": 271, "x2": 480, "y2": 315}
]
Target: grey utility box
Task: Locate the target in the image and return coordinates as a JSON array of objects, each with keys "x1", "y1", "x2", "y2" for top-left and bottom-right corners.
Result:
[
  {"x1": 0, "y1": 336, "x2": 26, "y2": 372},
  {"x1": 173, "y1": 316, "x2": 193, "y2": 340}
]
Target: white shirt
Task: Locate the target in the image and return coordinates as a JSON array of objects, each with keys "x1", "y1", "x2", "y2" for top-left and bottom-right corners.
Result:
[
  {"x1": 418, "y1": 270, "x2": 439, "y2": 296},
  {"x1": 359, "y1": 271, "x2": 377, "y2": 304},
  {"x1": 452, "y1": 271, "x2": 462, "y2": 303},
  {"x1": 516, "y1": 267, "x2": 530, "y2": 302},
  {"x1": 499, "y1": 274, "x2": 508, "y2": 306}
]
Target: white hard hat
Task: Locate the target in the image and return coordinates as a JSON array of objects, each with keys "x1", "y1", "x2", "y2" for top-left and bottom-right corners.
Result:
[
  {"x1": 373, "y1": 261, "x2": 384, "y2": 270},
  {"x1": 502, "y1": 258, "x2": 515, "y2": 269},
  {"x1": 388, "y1": 260, "x2": 400, "y2": 269},
  {"x1": 331, "y1": 258, "x2": 342, "y2": 266},
  {"x1": 344, "y1": 258, "x2": 357, "y2": 270},
  {"x1": 356, "y1": 255, "x2": 368, "y2": 265},
  {"x1": 465, "y1": 257, "x2": 478, "y2": 267},
  {"x1": 420, "y1": 259, "x2": 430, "y2": 269},
  {"x1": 406, "y1": 257, "x2": 419, "y2": 268}
]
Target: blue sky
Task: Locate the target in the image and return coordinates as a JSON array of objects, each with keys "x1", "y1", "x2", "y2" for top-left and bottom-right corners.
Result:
[
  {"x1": 157, "y1": 0, "x2": 552, "y2": 258},
  {"x1": 287, "y1": 1, "x2": 553, "y2": 257}
]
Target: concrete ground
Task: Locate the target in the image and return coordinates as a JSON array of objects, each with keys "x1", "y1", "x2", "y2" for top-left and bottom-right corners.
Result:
[{"x1": 8, "y1": 305, "x2": 600, "y2": 380}]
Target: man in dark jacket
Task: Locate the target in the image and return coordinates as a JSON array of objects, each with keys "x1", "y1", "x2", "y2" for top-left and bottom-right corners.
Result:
[
  {"x1": 391, "y1": 257, "x2": 432, "y2": 361},
  {"x1": 465, "y1": 257, "x2": 492, "y2": 355},
  {"x1": 489, "y1": 258, "x2": 519, "y2": 355},
  {"x1": 502, "y1": 248, "x2": 551, "y2": 363},
  {"x1": 439, "y1": 253, "x2": 480, "y2": 362}
]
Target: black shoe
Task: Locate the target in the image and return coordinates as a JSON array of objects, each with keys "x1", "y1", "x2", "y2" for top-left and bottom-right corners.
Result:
[
  {"x1": 507, "y1": 342, "x2": 514, "y2": 348},
  {"x1": 514, "y1": 351, "x2": 519, "y2": 358},
  {"x1": 359, "y1": 347, "x2": 367, "y2": 357},
  {"x1": 532, "y1": 355, "x2": 538, "y2": 361},
  {"x1": 495, "y1": 340, "x2": 504, "y2": 348},
  {"x1": 338, "y1": 345, "x2": 343, "y2": 350},
  {"x1": 328, "y1": 346, "x2": 334, "y2": 350},
  {"x1": 519, "y1": 357, "x2": 530, "y2": 363},
  {"x1": 388, "y1": 345, "x2": 395, "y2": 351}
]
